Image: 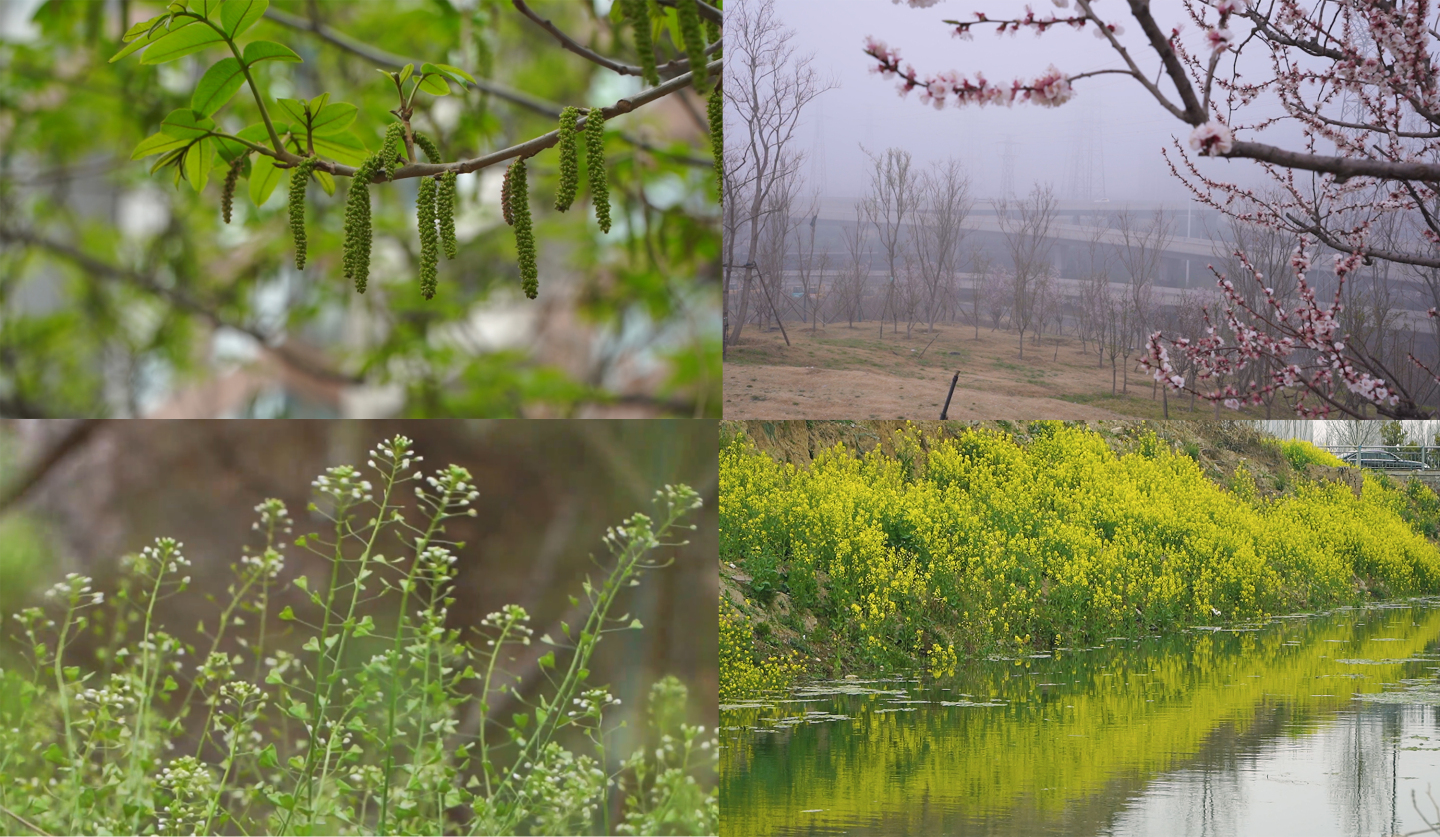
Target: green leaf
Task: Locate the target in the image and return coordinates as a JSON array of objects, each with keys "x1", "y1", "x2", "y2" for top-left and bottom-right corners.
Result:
[
  {"x1": 278, "y1": 604, "x2": 295, "y2": 621},
  {"x1": 191, "y1": 57, "x2": 245, "y2": 117},
  {"x1": 220, "y1": 0, "x2": 267, "y2": 37},
  {"x1": 122, "y1": 15, "x2": 166, "y2": 42},
  {"x1": 308, "y1": 92, "x2": 330, "y2": 114},
  {"x1": 110, "y1": 17, "x2": 195, "y2": 62},
  {"x1": 314, "y1": 169, "x2": 335, "y2": 197},
  {"x1": 287, "y1": 755, "x2": 306, "y2": 771},
  {"x1": 273, "y1": 97, "x2": 309, "y2": 127},
  {"x1": 431, "y1": 63, "x2": 476, "y2": 87},
  {"x1": 43, "y1": 744, "x2": 66, "y2": 765},
  {"x1": 398, "y1": 63, "x2": 414, "y2": 83},
  {"x1": 538, "y1": 651, "x2": 555, "y2": 670},
  {"x1": 352, "y1": 615, "x2": 374, "y2": 638},
  {"x1": 259, "y1": 743, "x2": 278, "y2": 769},
  {"x1": 159, "y1": 108, "x2": 216, "y2": 140},
  {"x1": 417, "y1": 74, "x2": 450, "y2": 96},
  {"x1": 242, "y1": 40, "x2": 301, "y2": 66},
  {"x1": 311, "y1": 131, "x2": 368, "y2": 166},
  {"x1": 182, "y1": 137, "x2": 214, "y2": 192},
  {"x1": 78, "y1": 787, "x2": 96, "y2": 809},
  {"x1": 163, "y1": 675, "x2": 179, "y2": 693},
  {"x1": 310, "y1": 102, "x2": 357, "y2": 136},
  {"x1": 194, "y1": 0, "x2": 223, "y2": 19},
  {"x1": 139, "y1": 22, "x2": 226, "y2": 65}
]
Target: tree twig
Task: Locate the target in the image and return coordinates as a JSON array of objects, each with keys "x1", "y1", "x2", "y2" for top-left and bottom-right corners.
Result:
[
  {"x1": 0, "y1": 420, "x2": 100, "y2": 517},
  {"x1": 0, "y1": 226, "x2": 360, "y2": 388},
  {"x1": 311, "y1": 61, "x2": 720, "y2": 181},
  {"x1": 262, "y1": 6, "x2": 714, "y2": 168}
]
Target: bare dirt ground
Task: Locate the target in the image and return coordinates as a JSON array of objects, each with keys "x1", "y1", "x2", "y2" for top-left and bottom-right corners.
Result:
[{"x1": 724, "y1": 323, "x2": 1260, "y2": 420}]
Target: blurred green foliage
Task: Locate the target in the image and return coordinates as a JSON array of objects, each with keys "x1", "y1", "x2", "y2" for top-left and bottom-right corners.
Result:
[{"x1": 0, "y1": 0, "x2": 719, "y2": 416}]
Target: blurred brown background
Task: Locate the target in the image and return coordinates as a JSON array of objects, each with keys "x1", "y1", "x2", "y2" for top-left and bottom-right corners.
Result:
[{"x1": 0, "y1": 419, "x2": 718, "y2": 754}]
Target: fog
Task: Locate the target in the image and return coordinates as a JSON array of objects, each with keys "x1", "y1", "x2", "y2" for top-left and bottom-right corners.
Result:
[{"x1": 774, "y1": 0, "x2": 1297, "y2": 204}]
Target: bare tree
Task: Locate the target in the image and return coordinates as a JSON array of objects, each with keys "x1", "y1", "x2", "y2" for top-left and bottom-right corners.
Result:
[
  {"x1": 834, "y1": 201, "x2": 871, "y2": 328},
  {"x1": 792, "y1": 197, "x2": 830, "y2": 333},
  {"x1": 1112, "y1": 208, "x2": 1173, "y2": 395},
  {"x1": 723, "y1": 0, "x2": 833, "y2": 350},
  {"x1": 969, "y1": 247, "x2": 992, "y2": 340},
  {"x1": 752, "y1": 165, "x2": 802, "y2": 344},
  {"x1": 995, "y1": 184, "x2": 1058, "y2": 360},
  {"x1": 908, "y1": 158, "x2": 973, "y2": 335},
  {"x1": 863, "y1": 146, "x2": 921, "y2": 339}
]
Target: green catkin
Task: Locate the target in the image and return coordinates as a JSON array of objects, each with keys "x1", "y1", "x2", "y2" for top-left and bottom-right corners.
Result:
[
  {"x1": 343, "y1": 153, "x2": 382, "y2": 293},
  {"x1": 555, "y1": 106, "x2": 580, "y2": 212},
  {"x1": 438, "y1": 171, "x2": 458, "y2": 260},
  {"x1": 508, "y1": 157, "x2": 538, "y2": 299},
  {"x1": 417, "y1": 175, "x2": 439, "y2": 300},
  {"x1": 413, "y1": 131, "x2": 442, "y2": 164},
  {"x1": 501, "y1": 162, "x2": 514, "y2": 226},
  {"x1": 289, "y1": 157, "x2": 317, "y2": 270},
  {"x1": 708, "y1": 84, "x2": 723, "y2": 203},
  {"x1": 585, "y1": 108, "x2": 612, "y2": 234},
  {"x1": 625, "y1": 0, "x2": 659, "y2": 87},
  {"x1": 677, "y1": 0, "x2": 710, "y2": 95},
  {"x1": 222, "y1": 157, "x2": 243, "y2": 224},
  {"x1": 381, "y1": 122, "x2": 406, "y2": 177}
]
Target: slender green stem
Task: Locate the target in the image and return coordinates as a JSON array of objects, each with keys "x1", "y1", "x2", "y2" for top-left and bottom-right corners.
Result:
[{"x1": 377, "y1": 498, "x2": 451, "y2": 835}]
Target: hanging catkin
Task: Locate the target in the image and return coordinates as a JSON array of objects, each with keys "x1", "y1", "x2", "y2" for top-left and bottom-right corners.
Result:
[
  {"x1": 585, "y1": 107, "x2": 611, "y2": 234},
  {"x1": 413, "y1": 131, "x2": 442, "y2": 164},
  {"x1": 555, "y1": 106, "x2": 580, "y2": 212},
  {"x1": 508, "y1": 157, "x2": 538, "y2": 299},
  {"x1": 344, "y1": 152, "x2": 383, "y2": 293},
  {"x1": 222, "y1": 157, "x2": 244, "y2": 224},
  {"x1": 438, "y1": 171, "x2": 458, "y2": 260},
  {"x1": 708, "y1": 84, "x2": 723, "y2": 203},
  {"x1": 501, "y1": 162, "x2": 515, "y2": 227},
  {"x1": 625, "y1": 0, "x2": 659, "y2": 87},
  {"x1": 417, "y1": 175, "x2": 439, "y2": 300},
  {"x1": 289, "y1": 157, "x2": 318, "y2": 270},
  {"x1": 380, "y1": 122, "x2": 406, "y2": 177},
  {"x1": 677, "y1": 0, "x2": 710, "y2": 95}
]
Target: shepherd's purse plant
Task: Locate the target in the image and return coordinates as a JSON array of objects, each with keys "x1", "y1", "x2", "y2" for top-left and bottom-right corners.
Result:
[{"x1": 0, "y1": 436, "x2": 715, "y2": 836}]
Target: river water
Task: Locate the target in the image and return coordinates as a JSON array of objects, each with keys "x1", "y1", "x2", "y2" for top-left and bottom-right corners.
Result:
[{"x1": 720, "y1": 600, "x2": 1440, "y2": 837}]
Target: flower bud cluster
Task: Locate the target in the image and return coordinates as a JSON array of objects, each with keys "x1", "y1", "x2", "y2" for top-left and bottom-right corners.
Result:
[
  {"x1": 312, "y1": 465, "x2": 375, "y2": 505},
  {"x1": 625, "y1": 0, "x2": 660, "y2": 87},
  {"x1": 288, "y1": 157, "x2": 318, "y2": 270},
  {"x1": 707, "y1": 85, "x2": 723, "y2": 203},
  {"x1": 554, "y1": 106, "x2": 580, "y2": 212},
  {"x1": 222, "y1": 156, "x2": 244, "y2": 224},
  {"x1": 508, "y1": 157, "x2": 539, "y2": 299},
  {"x1": 677, "y1": 0, "x2": 710, "y2": 95},
  {"x1": 344, "y1": 151, "x2": 383, "y2": 293},
  {"x1": 438, "y1": 170, "x2": 458, "y2": 260},
  {"x1": 418, "y1": 174, "x2": 440, "y2": 300},
  {"x1": 585, "y1": 108, "x2": 611, "y2": 233}
]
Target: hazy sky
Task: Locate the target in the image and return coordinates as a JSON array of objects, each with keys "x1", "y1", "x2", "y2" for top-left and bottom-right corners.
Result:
[{"x1": 770, "y1": 0, "x2": 1290, "y2": 203}]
